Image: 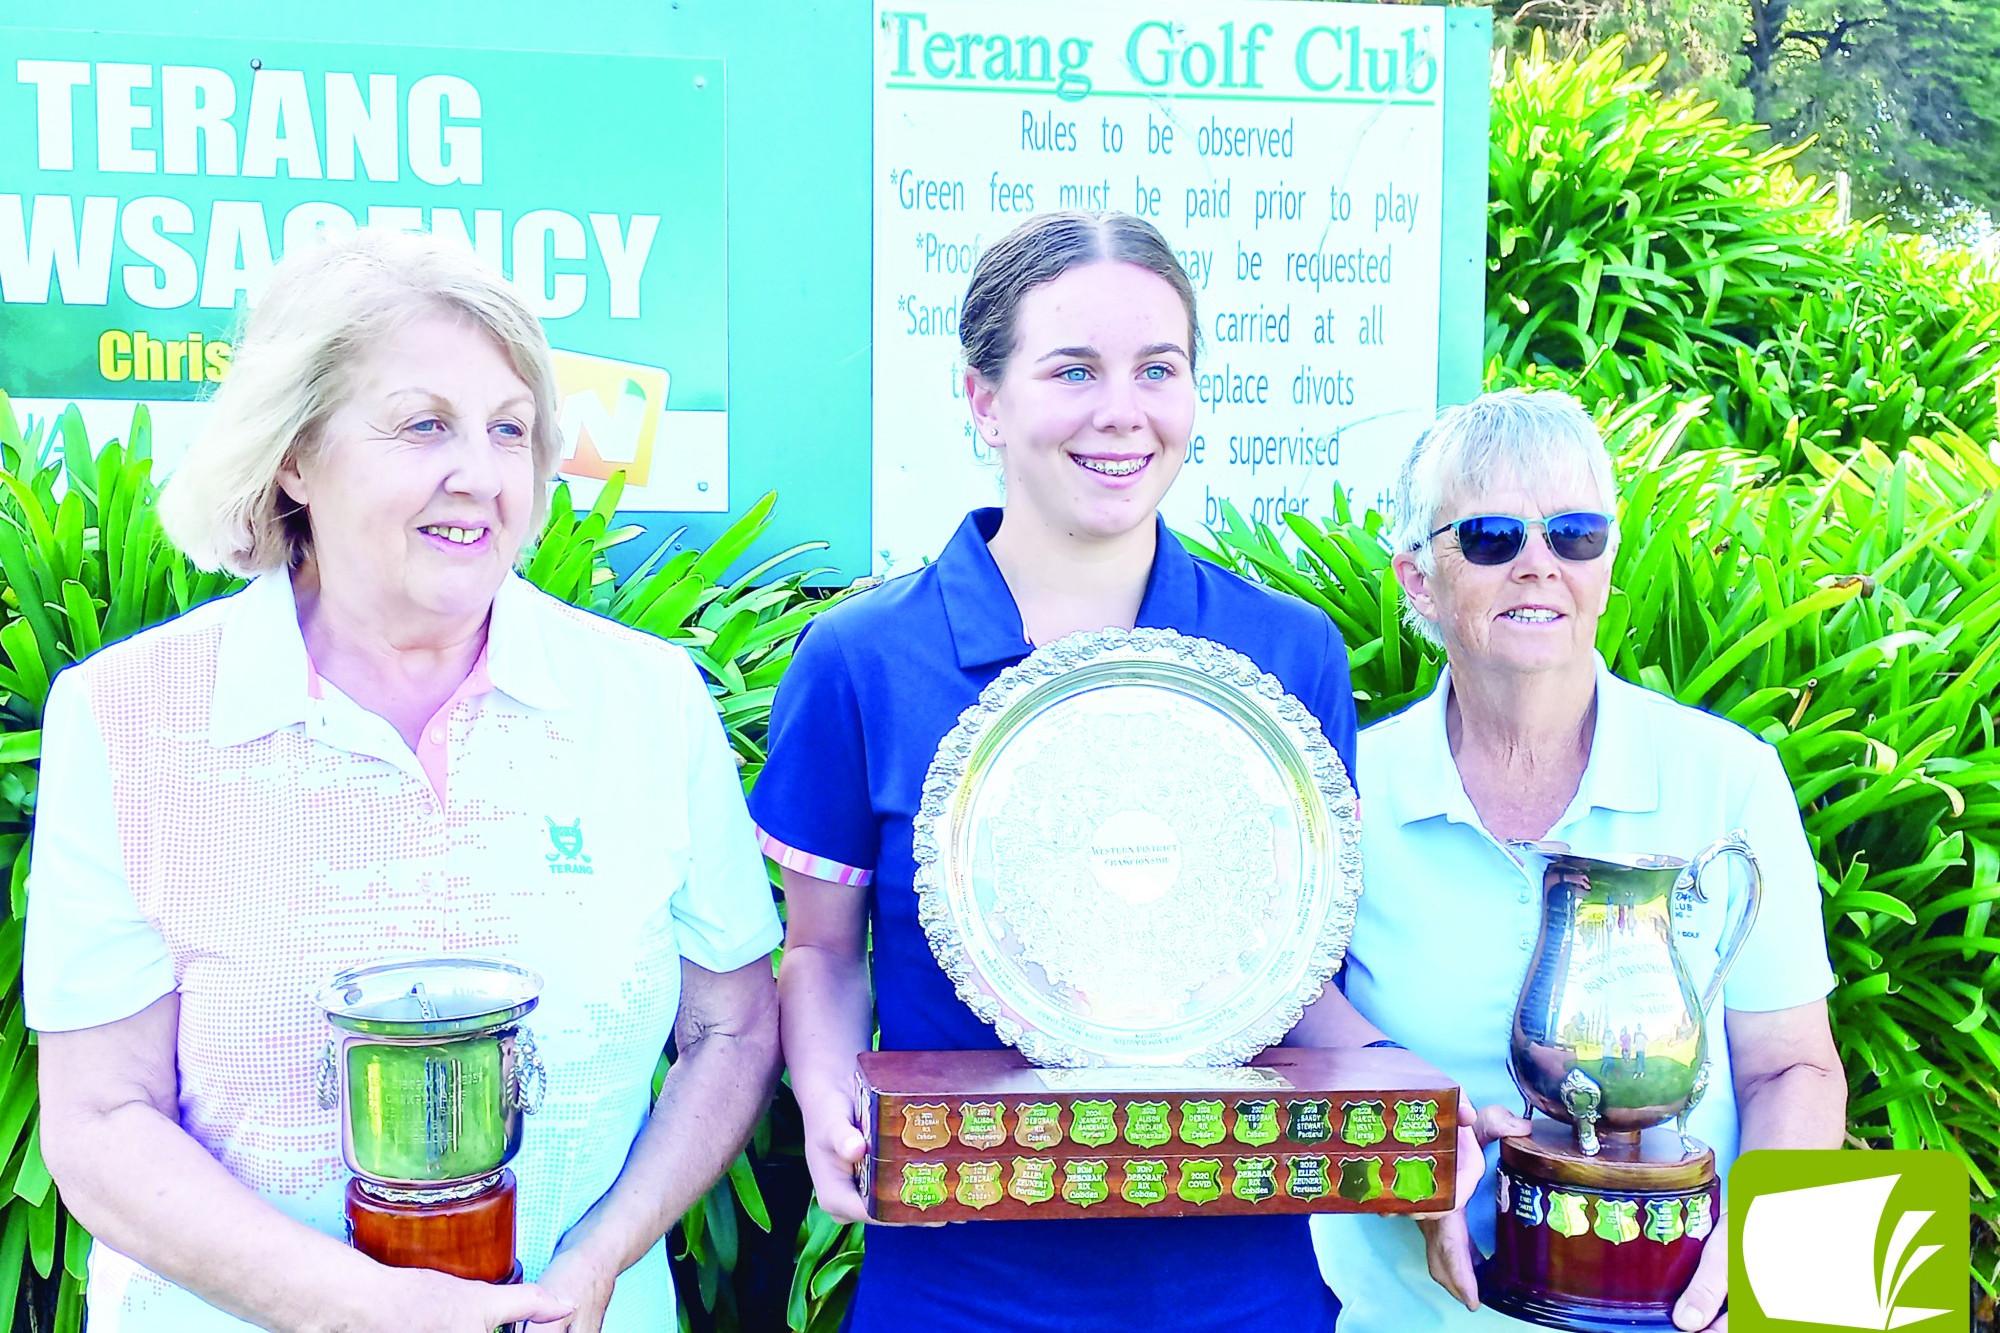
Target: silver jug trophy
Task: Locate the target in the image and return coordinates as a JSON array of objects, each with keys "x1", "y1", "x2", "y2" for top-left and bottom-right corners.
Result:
[
  {"x1": 1507, "y1": 832, "x2": 1763, "y2": 1154},
  {"x1": 1479, "y1": 832, "x2": 1763, "y2": 1333}
]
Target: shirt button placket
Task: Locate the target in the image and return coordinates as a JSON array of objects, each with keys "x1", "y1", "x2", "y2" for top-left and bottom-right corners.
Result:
[{"x1": 419, "y1": 714, "x2": 450, "y2": 817}]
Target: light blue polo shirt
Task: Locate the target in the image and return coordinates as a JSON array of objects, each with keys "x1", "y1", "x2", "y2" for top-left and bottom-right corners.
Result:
[{"x1": 1314, "y1": 656, "x2": 1835, "y2": 1331}]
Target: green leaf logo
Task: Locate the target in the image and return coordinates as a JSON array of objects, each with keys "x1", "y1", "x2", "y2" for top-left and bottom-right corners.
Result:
[{"x1": 1730, "y1": 1150, "x2": 1969, "y2": 1330}]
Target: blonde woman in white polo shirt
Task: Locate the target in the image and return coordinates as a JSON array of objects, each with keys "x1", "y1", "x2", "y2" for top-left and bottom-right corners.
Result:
[
  {"x1": 25, "y1": 229, "x2": 782, "y2": 1333},
  {"x1": 1313, "y1": 389, "x2": 1846, "y2": 1333}
]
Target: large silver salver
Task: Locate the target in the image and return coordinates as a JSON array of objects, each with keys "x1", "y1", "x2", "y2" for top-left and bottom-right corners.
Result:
[
  {"x1": 911, "y1": 627, "x2": 1363, "y2": 1067},
  {"x1": 1506, "y1": 835, "x2": 1764, "y2": 1155}
]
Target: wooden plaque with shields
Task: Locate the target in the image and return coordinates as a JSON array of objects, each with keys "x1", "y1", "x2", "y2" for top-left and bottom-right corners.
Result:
[{"x1": 858, "y1": 628, "x2": 1459, "y2": 1222}]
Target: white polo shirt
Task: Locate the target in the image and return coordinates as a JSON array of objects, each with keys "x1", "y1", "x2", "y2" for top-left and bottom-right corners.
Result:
[
  {"x1": 1314, "y1": 656, "x2": 1835, "y2": 1331},
  {"x1": 25, "y1": 570, "x2": 782, "y2": 1333}
]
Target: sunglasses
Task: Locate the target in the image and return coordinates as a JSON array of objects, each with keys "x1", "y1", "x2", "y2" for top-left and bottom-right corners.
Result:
[{"x1": 1425, "y1": 511, "x2": 1615, "y2": 566}]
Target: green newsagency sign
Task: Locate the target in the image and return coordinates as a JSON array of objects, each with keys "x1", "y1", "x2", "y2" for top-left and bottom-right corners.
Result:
[{"x1": 0, "y1": 0, "x2": 1488, "y2": 578}]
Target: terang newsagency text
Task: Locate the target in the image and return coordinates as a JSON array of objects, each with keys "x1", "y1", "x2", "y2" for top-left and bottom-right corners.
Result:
[{"x1": 4, "y1": 62, "x2": 661, "y2": 318}]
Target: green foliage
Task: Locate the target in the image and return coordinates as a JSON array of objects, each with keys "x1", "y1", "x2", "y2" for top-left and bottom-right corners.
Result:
[
  {"x1": 1483, "y1": 0, "x2": 2000, "y2": 230},
  {"x1": 1487, "y1": 0, "x2": 1755, "y2": 121},
  {"x1": 523, "y1": 480, "x2": 831, "y2": 795},
  {"x1": 1480, "y1": 71, "x2": 2000, "y2": 1275},
  {"x1": 786, "y1": 1204, "x2": 863, "y2": 1333},
  {"x1": 1198, "y1": 406, "x2": 2000, "y2": 1291},
  {"x1": 0, "y1": 393, "x2": 240, "y2": 1333},
  {"x1": 1487, "y1": 35, "x2": 2000, "y2": 465}
]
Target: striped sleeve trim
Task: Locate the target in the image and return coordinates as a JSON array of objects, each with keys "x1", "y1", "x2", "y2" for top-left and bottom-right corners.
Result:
[{"x1": 755, "y1": 825, "x2": 874, "y2": 887}]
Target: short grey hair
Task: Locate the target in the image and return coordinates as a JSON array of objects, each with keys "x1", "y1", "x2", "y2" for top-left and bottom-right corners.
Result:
[
  {"x1": 1390, "y1": 388, "x2": 1618, "y2": 644},
  {"x1": 158, "y1": 227, "x2": 563, "y2": 576}
]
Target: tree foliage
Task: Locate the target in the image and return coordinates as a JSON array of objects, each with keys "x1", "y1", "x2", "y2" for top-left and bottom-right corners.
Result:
[{"x1": 1484, "y1": 0, "x2": 2000, "y2": 231}]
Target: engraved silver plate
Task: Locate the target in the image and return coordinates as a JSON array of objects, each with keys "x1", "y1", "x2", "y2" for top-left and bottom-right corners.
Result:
[
  {"x1": 913, "y1": 628, "x2": 1361, "y2": 1067},
  {"x1": 1034, "y1": 1067, "x2": 1294, "y2": 1092}
]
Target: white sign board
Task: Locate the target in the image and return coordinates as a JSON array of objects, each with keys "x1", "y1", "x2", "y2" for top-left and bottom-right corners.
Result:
[{"x1": 872, "y1": 0, "x2": 1446, "y2": 574}]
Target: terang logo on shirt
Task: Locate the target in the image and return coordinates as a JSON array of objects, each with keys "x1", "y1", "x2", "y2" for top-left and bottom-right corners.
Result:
[{"x1": 546, "y1": 817, "x2": 595, "y2": 875}]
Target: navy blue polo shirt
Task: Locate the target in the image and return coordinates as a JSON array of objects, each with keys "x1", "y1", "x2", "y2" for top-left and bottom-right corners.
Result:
[{"x1": 752, "y1": 507, "x2": 1356, "y2": 1333}]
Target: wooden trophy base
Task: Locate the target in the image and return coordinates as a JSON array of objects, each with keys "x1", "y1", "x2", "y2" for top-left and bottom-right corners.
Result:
[
  {"x1": 345, "y1": 1168, "x2": 519, "y2": 1283},
  {"x1": 857, "y1": 1046, "x2": 1458, "y2": 1223},
  {"x1": 1478, "y1": 1120, "x2": 1719, "y2": 1332}
]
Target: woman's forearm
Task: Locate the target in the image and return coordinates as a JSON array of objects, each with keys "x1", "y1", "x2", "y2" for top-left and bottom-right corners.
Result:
[
  {"x1": 772, "y1": 871, "x2": 877, "y2": 1222},
  {"x1": 44, "y1": 1098, "x2": 380, "y2": 1333},
  {"x1": 549, "y1": 959, "x2": 783, "y2": 1277},
  {"x1": 777, "y1": 940, "x2": 875, "y2": 1117},
  {"x1": 1281, "y1": 983, "x2": 1392, "y2": 1048}
]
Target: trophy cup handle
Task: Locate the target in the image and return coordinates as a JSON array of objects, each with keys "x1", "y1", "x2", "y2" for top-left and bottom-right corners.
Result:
[
  {"x1": 1682, "y1": 829, "x2": 1764, "y2": 1017},
  {"x1": 507, "y1": 1026, "x2": 547, "y2": 1115},
  {"x1": 314, "y1": 1039, "x2": 341, "y2": 1110},
  {"x1": 1676, "y1": 1061, "x2": 1711, "y2": 1154}
]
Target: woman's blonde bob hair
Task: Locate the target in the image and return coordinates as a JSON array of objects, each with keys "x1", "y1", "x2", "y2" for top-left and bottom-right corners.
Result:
[{"x1": 158, "y1": 227, "x2": 563, "y2": 576}]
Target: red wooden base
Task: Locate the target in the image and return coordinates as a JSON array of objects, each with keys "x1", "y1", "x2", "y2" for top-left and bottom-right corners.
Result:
[
  {"x1": 1478, "y1": 1123, "x2": 1719, "y2": 1331},
  {"x1": 345, "y1": 1169, "x2": 518, "y2": 1283}
]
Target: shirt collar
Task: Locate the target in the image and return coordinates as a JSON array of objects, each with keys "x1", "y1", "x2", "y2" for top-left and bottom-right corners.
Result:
[
  {"x1": 484, "y1": 572, "x2": 568, "y2": 712},
  {"x1": 209, "y1": 571, "x2": 314, "y2": 746},
  {"x1": 1377, "y1": 651, "x2": 1659, "y2": 828},
  {"x1": 208, "y1": 569, "x2": 566, "y2": 746},
  {"x1": 1572, "y1": 656, "x2": 1658, "y2": 816},
  {"x1": 1133, "y1": 517, "x2": 1200, "y2": 631},
  {"x1": 934, "y1": 507, "x2": 1201, "y2": 671},
  {"x1": 1370, "y1": 669, "x2": 1459, "y2": 827}
]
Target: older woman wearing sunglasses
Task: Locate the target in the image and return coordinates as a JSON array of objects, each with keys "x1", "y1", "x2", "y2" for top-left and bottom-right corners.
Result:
[{"x1": 1313, "y1": 389, "x2": 1845, "y2": 1333}]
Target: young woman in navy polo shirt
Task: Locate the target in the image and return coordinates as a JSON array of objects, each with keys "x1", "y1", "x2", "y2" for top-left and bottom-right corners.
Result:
[{"x1": 753, "y1": 212, "x2": 1393, "y2": 1330}]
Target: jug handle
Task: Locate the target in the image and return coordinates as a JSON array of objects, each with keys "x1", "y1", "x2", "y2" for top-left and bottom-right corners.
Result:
[{"x1": 1682, "y1": 829, "x2": 1764, "y2": 1016}]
